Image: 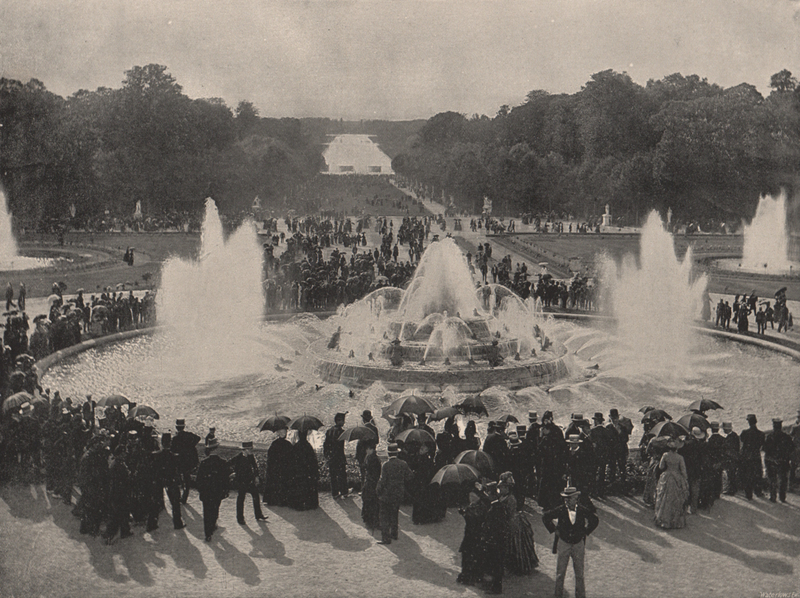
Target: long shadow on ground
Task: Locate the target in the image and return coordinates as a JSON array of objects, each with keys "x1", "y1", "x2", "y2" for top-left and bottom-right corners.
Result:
[{"x1": 278, "y1": 503, "x2": 372, "y2": 553}]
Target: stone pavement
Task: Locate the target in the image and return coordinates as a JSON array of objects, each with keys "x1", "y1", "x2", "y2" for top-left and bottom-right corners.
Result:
[{"x1": 1, "y1": 481, "x2": 798, "y2": 598}]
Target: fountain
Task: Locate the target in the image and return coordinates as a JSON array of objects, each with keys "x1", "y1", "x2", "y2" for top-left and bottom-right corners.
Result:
[
  {"x1": 0, "y1": 189, "x2": 55, "y2": 270},
  {"x1": 39, "y1": 205, "x2": 800, "y2": 444},
  {"x1": 315, "y1": 237, "x2": 568, "y2": 391},
  {"x1": 740, "y1": 192, "x2": 795, "y2": 274}
]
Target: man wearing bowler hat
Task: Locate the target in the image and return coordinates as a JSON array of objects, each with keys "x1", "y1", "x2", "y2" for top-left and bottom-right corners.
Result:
[
  {"x1": 542, "y1": 486, "x2": 599, "y2": 598},
  {"x1": 228, "y1": 441, "x2": 268, "y2": 524}
]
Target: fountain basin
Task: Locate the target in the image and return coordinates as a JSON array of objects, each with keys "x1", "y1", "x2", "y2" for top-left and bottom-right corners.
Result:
[{"x1": 312, "y1": 338, "x2": 569, "y2": 392}]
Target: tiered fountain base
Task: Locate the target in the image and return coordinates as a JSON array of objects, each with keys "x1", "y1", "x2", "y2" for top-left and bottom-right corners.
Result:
[{"x1": 313, "y1": 339, "x2": 569, "y2": 392}]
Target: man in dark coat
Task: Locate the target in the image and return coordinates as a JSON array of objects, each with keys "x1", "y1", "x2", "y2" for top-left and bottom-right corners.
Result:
[
  {"x1": 523, "y1": 412, "x2": 541, "y2": 497},
  {"x1": 740, "y1": 414, "x2": 765, "y2": 500},
  {"x1": 376, "y1": 443, "x2": 414, "y2": 545},
  {"x1": 679, "y1": 428, "x2": 706, "y2": 513},
  {"x1": 228, "y1": 441, "x2": 268, "y2": 524},
  {"x1": 565, "y1": 433, "x2": 594, "y2": 497},
  {"x1": 538, "y1": 411, "x2": 567, "y2": 511},
  {"x1": 542, "y1": 487, "x2": 599, "y2": 598},
  {"x1": 763, "y1": 418, "x2": 794, "y2": 503},
  {"x1": 588, "y1": 413, "x2": 614, "y2": 498},
  {"x1": 78, "y1": 437, "x2": 109, "y2": 536},
  {"x1": 195, "y1": 438, "x2": 230, "y2": 541},
  {"x1": 153, "y1": 432, "x2": 185, "y2": 530},
  {"x1": 483, "y1": 421, "x2": 510, "y2": 478},
  {"x1": 172, "y1": 419, "x2": 201, "y2": 504},
  {"x1": 104, "y1": 445, "x2": 134, "y2": 544},
  {"x1": 265, "y1": 427, "x2": 293, "y2": 506},
  {"x1": 356, "y1": 410, "x2": 379, "y2": 490},
  {"x1": 607, "y1": 408, "x2": 631, "y2": 490},
  {"x1": 323, "y1": 412, "x2": 348, "y2": 498},
  {"x1": 721, "y1": 422, "x2": 740, "y2": 495}
]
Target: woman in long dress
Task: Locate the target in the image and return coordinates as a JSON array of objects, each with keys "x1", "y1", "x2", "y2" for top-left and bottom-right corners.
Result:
[
  {"x1": 498, "y1": 472, "x2": 539, "y2": 575},
  {"x1": 288, "y1": 430, "x2": 319, "y2": 511},
  {"x1": 654, "y1": 439, "x2": 689, "y2": 529},
  {"x1": 360, "y1": 439, "x2": 381, "y2": 533}
]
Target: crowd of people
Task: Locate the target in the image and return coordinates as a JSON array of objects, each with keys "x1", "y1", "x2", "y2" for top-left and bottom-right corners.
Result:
[{"x1": 714, "y1": 288, "x2": 793, "y2": 334}]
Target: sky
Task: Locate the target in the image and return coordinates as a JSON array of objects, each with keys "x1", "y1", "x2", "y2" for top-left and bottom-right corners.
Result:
[{"x1": 2, "y1": 0, "x2": 800, "y2": 120}]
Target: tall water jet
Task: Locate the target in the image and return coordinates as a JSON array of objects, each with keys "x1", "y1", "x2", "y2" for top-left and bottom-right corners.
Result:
[
  {"x1": 603, "y1": 210, "x2": 707, "y2": 374},
  {"x1": 741, "y1": 192, "x2": 792, "y2": 273},
  {"x1": 0, "y1": 189, "x2": 20, "y2": 267},
  {"x1": 158, "y1": 198, "x2": 264, "y2": 380}
]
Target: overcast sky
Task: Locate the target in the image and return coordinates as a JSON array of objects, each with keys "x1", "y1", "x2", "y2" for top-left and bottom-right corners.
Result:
[{"x1": 2, "y1": 0, "x2": 799, "y2": 120}]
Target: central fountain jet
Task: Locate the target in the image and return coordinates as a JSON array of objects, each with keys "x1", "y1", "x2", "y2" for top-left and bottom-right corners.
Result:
[{"x1": 314, "y1": 238, "x2": 568, "y2": 391}]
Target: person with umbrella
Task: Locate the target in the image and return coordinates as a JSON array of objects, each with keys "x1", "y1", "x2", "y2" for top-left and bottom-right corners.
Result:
[
  {"x1": 228, "y1": 441, "x2": 268, "y2": 525},
  {"x1": 456, "y1": 482, "x2": 489, "y2": 586},
  {"x1": 195, "y1": 437, "x2": 230, "y2": 542},
  {"x1": 288, "y1": 420, "x2": 320, "y2": 511},
  {"x1": 172, "y1": 419, "x2": 201, "y2": 504},
  {"x1": 376, "y1": 442, "x2": 414, "y2": 545},
  {"x1": 739, "y1": 414, "x2": 765, "y2": 500},
  {"x1": 264, "y1": 423, "x2": 293, "y2": 507},
  {"x1": 323, "y1": 412, "x2": 349, "y2": 499},
  {"x1": 360, "y1": 437, "x2": 381, "y2": 534}
]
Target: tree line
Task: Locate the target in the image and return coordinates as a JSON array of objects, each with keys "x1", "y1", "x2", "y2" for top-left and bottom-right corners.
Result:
[
  {"x1": 0, "y1": 64, "x2": 323, "y2": 230},
  {"x1": 391, "y1": 70, "x2": 800, "y2": 227}
]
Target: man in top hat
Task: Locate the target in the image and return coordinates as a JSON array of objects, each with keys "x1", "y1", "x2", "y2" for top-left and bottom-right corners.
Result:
[
  {"x1": 507, "y1": 433, "x2": 527, "y2": 510},
  {"x1": 376, "y1": 443, "x2": 414, "y2": 545},
  {"x1": 153, "y1": 432, "x2": 185, "y2": 530},
  {"x1": 172, "y1": 419, "x2": 201, "y2": 504},
  {"x1": 522, "y1": 412, "x2": 540, "y2": 498},
  {"x1": 721, "y1": 422, "x2": 740, "y2": 495},
  {"x1": 356, "y1": 410, "x2": 380, "y2": 490},
  {"x1": 228, "y1": 441, "x2": 268, "y2": 524},
  {"x1": 542, "y1": 486, "x2": 599, "y2": 598},
  {"x1": 195, "y1": 437, "x2": 230, "y2": 542},
  {"x1": 324, "y1": 412, "x2": 349, "y2": 498},
  {"x1": 607, "y1": 408, "x2": 631, "y2": 490},
  {"x1": 763, "y1": 418, "x2": 794, "y2": 503},
  {"x1": 538, "y1": 411, "x2": 568, "y2": 511},
  {"x1": 565, "y1": 433, "x2": 594, "y2": 498},
  {"x1": 483, "y1": 421, "x2": 510, "y2": 477},
  {"x1": 740, "y1": 414, "x2": 765, "y2": 500},
  {"x1": 588, "y1": 412, "x2": 614, "y2": 498}
]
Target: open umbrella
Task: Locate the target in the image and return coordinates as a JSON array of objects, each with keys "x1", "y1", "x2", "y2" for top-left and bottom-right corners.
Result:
[
  {"x1": 430, "y1": 463, "x2": 480, "y2": 486},
  {"x1": 458, "y1": 396, "x2": 488, "y2": 417},
  {"x1": 454, "y1": 450, "x2": 495, "y2": 478},
  {"x1": 289, "y1": 415, "x2": 324, "y2": 434},
  {"x1": 497, "y1": 414, "x2": 519, "y2": 424},
  {"x1": 641, "y1": 409, "x2": 672, "y2": 424},
  {"x1": 339, "y1": 425, "x2": 378, "y2": 442},
  {"x1": 128, "y1": 405, "x2": 159, "y2": 420},
  {"x1": 96, "y1": 394, "x2": 131, "y2": 408},
  {"x1": 638, "y1": 406, "x2": 656, "y2": 414},
  {"x1": 395, "y1": 428, "x2": 435, "y2": 450},
  {"x1": 650, "y1": 420, "x2": 691, "y2": 439},
  {"x1": 46, "y1": 294, "x2": 61, "y2": 305},
  {"x1": 2, "y1": 391, "x2": 34, "y2": 414},
  {"x1": 429, "y1": 406, "x2": 460, "y2": 421},
  {"x1": 257, "y1": 414, "x2": 292, "y2": 432},
  {"x1": 677, "y1": 413, "x2": 710, "y2": 432},
  {"x1": 386, "y1": 394, "x2": 437, "y2": 417},
  {"x1": 687, "y1": 398, "x2": 724, "y2": 413}
]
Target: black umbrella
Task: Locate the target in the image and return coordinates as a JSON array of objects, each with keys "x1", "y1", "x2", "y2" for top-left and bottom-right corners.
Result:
[
  {"x1": 127, "y1": 405, "x2": 159, "y2": 420},
  {"x1": 638, "y1": 406, "x2": 656, "y2": 414},
  {"x1": 257, "y1": 414, "x2": 292, "y2": 432},
  {"x1": 339, "y1": 425, "x2": 378, "y2": 442},
  {"x1": 387, "y1": 394, "x2": 437, "y2": 416},
  {"x1": 96, "y1": 394, "x2": 131, "y2": 408},
  {"x1": 650, "y1": 420, "x2": 691, "y2": 439},
  {"x1": 2, "y1": 391, "x2": 34, "y2": 414},
  {"x1": 454, "y1": 450, "x2": 495, "y2": 478},
  {"x1": 497, "y1": 414, "x2": 519, "y2": 424},
  {"x1": 395, "y1": 428, "x2": 436, "y2": 450},
  {"x1": 642, "y1": 409, "x2": 672, "y2": 424},
  {"x1": 678, "y1": 413, "x2": 710, "y2": 432},
  {"x1": 430, "y1": 463, "x2": 480, "y2": 486},
  {"x1": 429, "y1": 406, "x2": 460, "y2": 421},
  {"x1": 458, "y1": 396, "x2": 488, "y2": 417},
  {"x1": 289, "y1": 415, "x2": 324, "y2": 434},
  {"x1": 687, "y1": 399, "x2": 724, "y2": 413}
]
